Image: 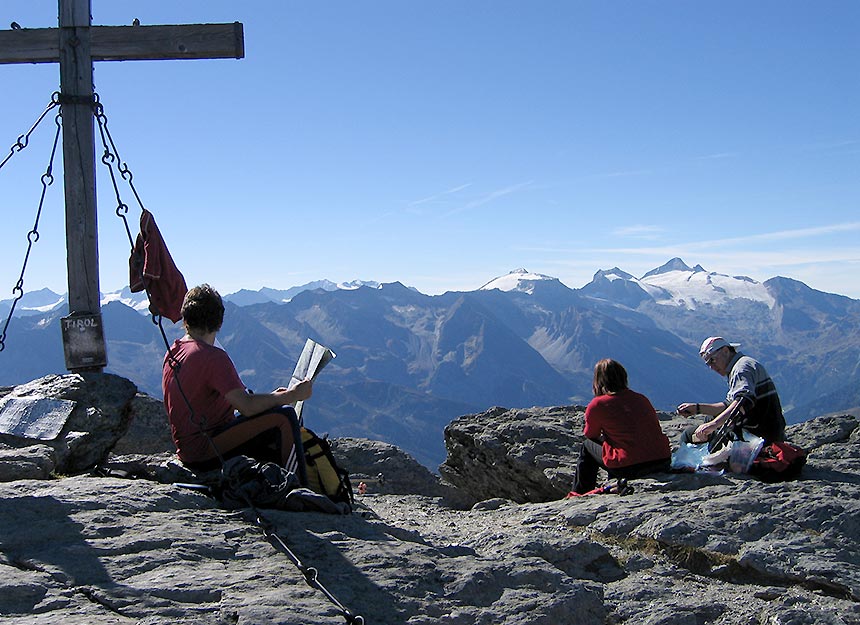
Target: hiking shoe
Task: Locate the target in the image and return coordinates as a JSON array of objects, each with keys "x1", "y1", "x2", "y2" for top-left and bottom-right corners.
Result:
[{"x1": 616, "y1": 478, "x2": 634, "y2": 496}]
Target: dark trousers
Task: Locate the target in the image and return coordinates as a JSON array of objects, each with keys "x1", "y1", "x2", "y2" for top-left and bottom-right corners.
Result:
[
  {"x1": 572, "y1": 438, "x2": 670, "y2": 494},
  {"x1": 188, "y1": 406, "x2": 307, "y2": 485},
  {"x1": 680, "y1": 424, "x2": 703, "y2": 445}
]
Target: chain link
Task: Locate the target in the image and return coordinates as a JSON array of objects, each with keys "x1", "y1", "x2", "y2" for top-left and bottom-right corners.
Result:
[
  {"x1": 0, "y1": 94, "x2": 62, "y2": 352},
  {"x1": 0, "y1": 93, "x2": 60, "y2": 171},
  {"x1": 93, "y1": 93, "x2": 146, "y2": 253},
  {"x1": 255, "y1": 509, "x2": 366, "y2": 624}
]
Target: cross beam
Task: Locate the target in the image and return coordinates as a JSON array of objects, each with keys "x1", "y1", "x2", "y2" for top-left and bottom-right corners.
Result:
[
  {"x1": 0, "y1": 22, "x2": 244, "y2": 64},
  {"x1": 0, "y1": 1, "x2": 243, "y2": 371}
]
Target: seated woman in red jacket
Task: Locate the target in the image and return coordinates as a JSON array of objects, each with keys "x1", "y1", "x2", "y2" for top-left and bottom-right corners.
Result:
[{"x1": 570, "y1": 359, "x2": 671, "y2": 494}]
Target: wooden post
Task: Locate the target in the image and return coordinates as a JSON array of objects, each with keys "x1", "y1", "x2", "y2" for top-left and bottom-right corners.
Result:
[
  {"x1": 59, "y1": 0, "x2": 102, "y2": 361},
  {"x1": 0, "y1": 1, "x2": 244, "y2": 372}
]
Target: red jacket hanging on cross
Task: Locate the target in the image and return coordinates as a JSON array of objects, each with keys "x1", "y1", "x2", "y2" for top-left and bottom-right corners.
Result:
[{"x1": 129, "y1": 209, "x2": 187, "y2": 323}]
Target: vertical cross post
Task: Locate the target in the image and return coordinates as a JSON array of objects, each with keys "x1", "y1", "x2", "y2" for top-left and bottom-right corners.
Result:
[{"x1": 58, "y1": 0, "x2": 103, "y2": 371}]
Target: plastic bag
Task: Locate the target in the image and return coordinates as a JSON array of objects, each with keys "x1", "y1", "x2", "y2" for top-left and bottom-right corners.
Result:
[
  {"x1": 728, "y1": 432, "x2": 765, "y2": 474},
  {"x1": 702, "y1": 443, "x2": 733, "y2": 466},
  {"x1": 671, "y1": 441, "x2": 733, "y2": 472},
  {"x1": 671, "y1": 442, "x2": 710, "y2": 470}
]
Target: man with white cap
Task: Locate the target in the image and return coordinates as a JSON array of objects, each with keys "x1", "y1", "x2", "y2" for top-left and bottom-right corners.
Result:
[{"x1": 676, "y1": 337, "x2": 786, "y2": 446}]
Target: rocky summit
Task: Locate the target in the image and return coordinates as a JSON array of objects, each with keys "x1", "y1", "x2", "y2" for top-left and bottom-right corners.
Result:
[{"x1": 0, "y1": 374, "x2": 858, "y2": 624}]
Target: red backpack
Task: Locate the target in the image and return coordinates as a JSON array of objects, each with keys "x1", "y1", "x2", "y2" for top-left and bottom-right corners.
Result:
[{"x1": 749, "y1": 441, "x2": 807, "y2": 482}]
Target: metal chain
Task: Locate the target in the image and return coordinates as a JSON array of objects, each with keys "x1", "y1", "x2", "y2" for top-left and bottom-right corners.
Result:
[
  {"x1": 0, "y1": 94, "x2": 62, "y2": 352},
  {"x1": 254, "y1": 510, "x2": 365, "y2": 624},
  {"x1": 167, "y1": 343, "x2": 365, "y2": 624},
  {"x1": 254, "y1": 510, "x2": 364, "y2": 625},
  {"x1": 0, "y1": 92, "x2": 61, "y2": 171},
  {"x1": 92, "y1": 93, "x2": 145, "y2": 253},
  {"x1": 94, "y1": 94, "x2": 364, "y2": 623}
]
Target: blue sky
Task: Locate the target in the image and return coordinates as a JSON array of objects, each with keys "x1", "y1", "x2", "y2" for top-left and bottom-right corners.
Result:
[{"x1": 1, "y1": 1, "x2": 858, "y2": 299}]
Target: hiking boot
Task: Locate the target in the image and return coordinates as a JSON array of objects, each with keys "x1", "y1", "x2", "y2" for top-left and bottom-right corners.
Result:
[{"x1": 615, "y1": 478, "x2": 634, "y2": 496}]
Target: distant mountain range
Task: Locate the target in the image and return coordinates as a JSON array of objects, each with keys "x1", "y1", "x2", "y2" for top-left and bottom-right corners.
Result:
[
  {"x1": 0, "y1": 279, "x2": 385, "y2": 318},
  {"x1": 2, "y1": 259, "x2": 858, "y2": 469}
]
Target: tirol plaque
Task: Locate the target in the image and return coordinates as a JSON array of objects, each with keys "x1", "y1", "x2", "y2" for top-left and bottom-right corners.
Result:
[{"x1": 61, "y1": 312, "x2": 107, "y2": 370}]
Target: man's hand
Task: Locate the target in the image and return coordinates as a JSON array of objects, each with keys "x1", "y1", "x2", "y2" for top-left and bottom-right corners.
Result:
[
  {"x1": 286, "y1": 378, "x2": 313, "y2": 402},
  {"x1": 230, "y1": 379, "x2": 314, "y2": 416},
  {"x1": 693, "y1": 420, "x2": 718, "y2": 443},
  {"x1": 677, "y1": 402, "x2": 700, "y2": 416}
]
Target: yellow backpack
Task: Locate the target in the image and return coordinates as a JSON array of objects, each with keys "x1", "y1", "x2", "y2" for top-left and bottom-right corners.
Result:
[{"x1": 301, "y1": 427, "x2": 354, "y2": 507}]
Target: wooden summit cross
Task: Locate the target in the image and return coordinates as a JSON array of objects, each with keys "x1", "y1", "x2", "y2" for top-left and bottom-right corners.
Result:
[{"x1": 0, "y1": 0, "x2": 243, "y2": 372}]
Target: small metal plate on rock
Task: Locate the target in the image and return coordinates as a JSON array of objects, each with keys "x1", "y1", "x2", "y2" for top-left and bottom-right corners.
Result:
[{"x1": 0, "y1": 396, "x2": 77, "y2": 440}]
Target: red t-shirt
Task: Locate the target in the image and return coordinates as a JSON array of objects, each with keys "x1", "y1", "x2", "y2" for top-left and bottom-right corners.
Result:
[
  {"x1": 162, "y1": 338, "x2": 245, "y2": 463},
  {"x1": 583, "y1": 389, "x2": 671, "y2": 468}
]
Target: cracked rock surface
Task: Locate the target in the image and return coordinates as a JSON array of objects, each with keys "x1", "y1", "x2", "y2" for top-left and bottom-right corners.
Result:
[{"x1": 0, "y1": 376, "x2": 858, "y2": 624}]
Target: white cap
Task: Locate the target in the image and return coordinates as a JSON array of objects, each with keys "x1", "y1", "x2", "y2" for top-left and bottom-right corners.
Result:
[{"x1": 699, "y1": 336, "x2": 741, "y2": 361}]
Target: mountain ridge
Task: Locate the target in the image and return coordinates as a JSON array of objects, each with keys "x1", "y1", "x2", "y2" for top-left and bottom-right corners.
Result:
[
  {"x1": 2, "y1": 259, "x2": 858, "y2": 469},
  {"x1": 3, "y1": 258, "x2": 855, "y2": 316}
]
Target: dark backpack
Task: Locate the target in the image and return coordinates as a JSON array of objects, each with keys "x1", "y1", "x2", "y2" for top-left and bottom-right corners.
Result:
[
  {"x1": 301, "y1": 427, "x2": 354, "y2": 507},
  {"x1": 217, "y1": 455, "x2": 350, "y2": 514},
  {"x1": 219, "y1": 455, "x2": 301, "y2": 510},
  {"x1": 749, "y1": 441, "x2": 807, "y2": 482}
]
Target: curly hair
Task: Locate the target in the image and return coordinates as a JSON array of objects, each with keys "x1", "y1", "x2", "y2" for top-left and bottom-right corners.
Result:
[
  {"x1": 592, "y1": 358, "x2": 629, "y2": 396},
  {"x1": 180, "y1": 284, "x2": 225, "y2": 333}
]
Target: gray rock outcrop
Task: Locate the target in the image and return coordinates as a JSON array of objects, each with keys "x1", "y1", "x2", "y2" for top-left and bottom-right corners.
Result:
[
  {"x1": 111, "y1": 392, "x2": 174, "y2": 456},
  {"x1": 0, "y1": 375, "x2": 858, "y2": 624},
  {"x1": 331, "y1": 436, "x2": 454, "y2": 497},
  {"x1": 439, "y1": 405, "x2": 585, "y2": 502},
  {"x1": 0, "y1": 373, "x2": 137, "y2": 476}
]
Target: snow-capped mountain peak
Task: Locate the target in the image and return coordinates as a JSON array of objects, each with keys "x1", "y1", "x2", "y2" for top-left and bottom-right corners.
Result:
[
  {"x1": 641, "y1": 257, "x2": 704, "y2": 279},
  {"x1": 638, "y1": 259, "x2": 774, "y2": 309},
  {"x1": 0, "y1": 288, "x2": 66, "y2": 317},
  {"x1": 101, "y1": 288, "x2": 150, "y2": 313},
  {"x1": 479, "y1": 269, "x2": 557, "y2": 294},
  {"x1": 337, "y1": 280, "x2": 382, "y2": 291},
  {"x1": 595, "y1": 267, "x2": 636, "y2": 282},
  {"x1": 580, "y1": 258, "x2": 776, "y2": 310}
]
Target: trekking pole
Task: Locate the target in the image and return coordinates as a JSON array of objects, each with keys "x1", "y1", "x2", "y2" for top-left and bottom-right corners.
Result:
[{"x1": 708, "y1": 412, "x2": 747, "y2": 453}]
